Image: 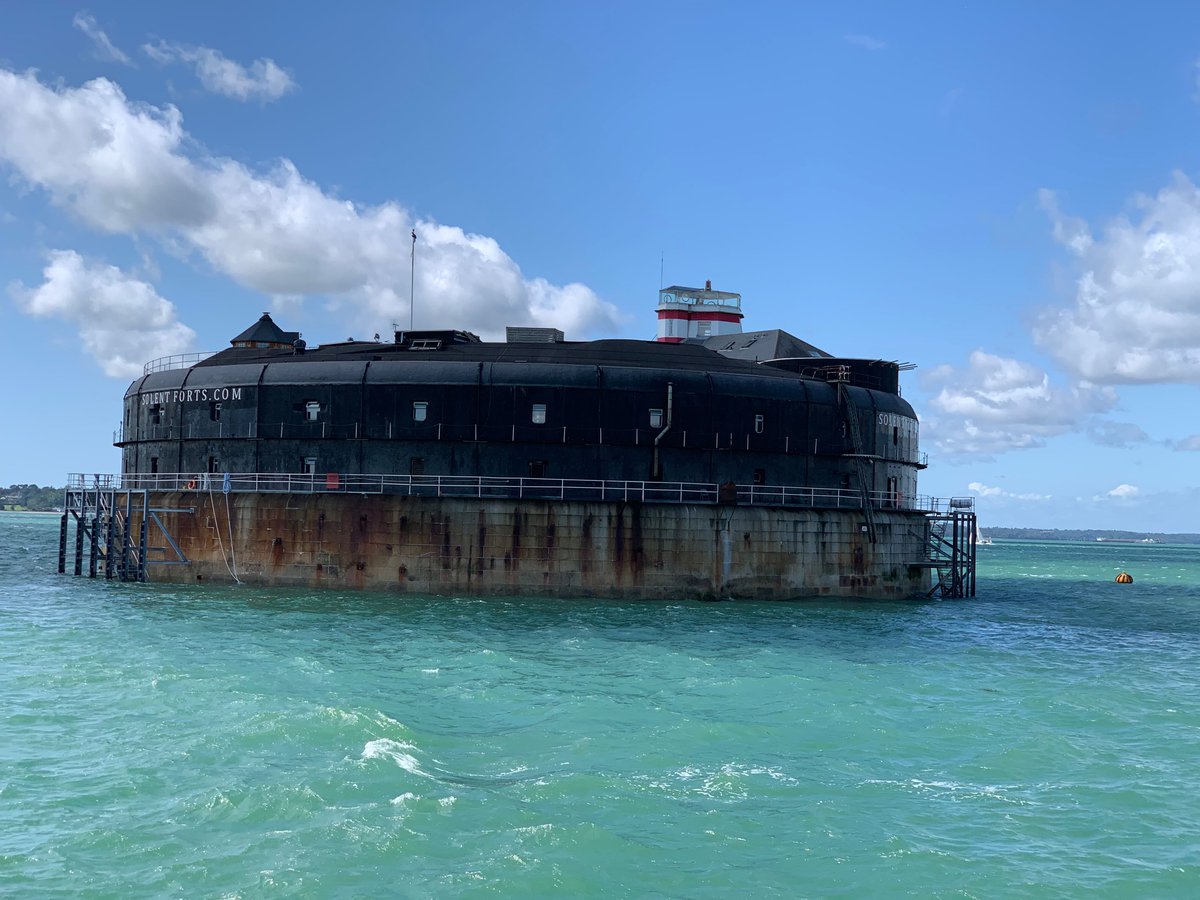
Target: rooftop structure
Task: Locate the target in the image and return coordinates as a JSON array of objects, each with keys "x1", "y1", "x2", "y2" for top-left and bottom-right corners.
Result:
[
  {"x1": 231, "y1": 312, "x2": 301, "y2": 350},
  {"x1": 656, "y1": 280, "x2": 744, "y2": 343}
]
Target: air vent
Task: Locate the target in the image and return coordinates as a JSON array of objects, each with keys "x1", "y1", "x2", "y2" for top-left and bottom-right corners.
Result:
[{"x1": 506, "y1": 326, "x2": 565, "y2": 343}]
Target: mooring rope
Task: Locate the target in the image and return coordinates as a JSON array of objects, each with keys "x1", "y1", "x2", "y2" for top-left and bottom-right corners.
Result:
[
  {"x1": 223, "y1": 490, "x2": 241, "y2": 583},
  {"x1": 206, "y1": 481, "x2": 241, "y2": 584}
]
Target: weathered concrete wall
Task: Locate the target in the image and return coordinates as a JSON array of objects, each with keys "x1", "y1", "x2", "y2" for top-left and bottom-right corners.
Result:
[{"x1": 140, "y1": 492, "x2": 931, "y2": 600}]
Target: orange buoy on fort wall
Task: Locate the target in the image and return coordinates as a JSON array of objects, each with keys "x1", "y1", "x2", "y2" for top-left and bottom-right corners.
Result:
[{"x1": 1115, "y1": 571, "x2": 1133, "y2": 584}]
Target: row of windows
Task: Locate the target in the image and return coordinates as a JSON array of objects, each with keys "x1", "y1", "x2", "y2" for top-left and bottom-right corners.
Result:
[
  {"x1": 149, "y1": 456, "x2": 221, "y2": 473},
  {"x1": 147, "y1": 402, "x2": 223, "y2": 425},
  {"x1": 143, "y1": 399, "x2": 901, "y2": 438},
  {"x1": 302, "y1": 401, "x2": 676, "y2": 428}
]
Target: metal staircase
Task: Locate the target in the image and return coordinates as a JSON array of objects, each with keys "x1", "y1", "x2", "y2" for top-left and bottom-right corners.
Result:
[
  {"x1": 58, "y1": 476, "x2": 192, "y2": 582},
  {"x1": 924, "y1": 499, "x2": 976, "y2": 598}
]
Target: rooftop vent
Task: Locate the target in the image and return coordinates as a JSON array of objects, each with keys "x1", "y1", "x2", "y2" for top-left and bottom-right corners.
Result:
[
  {"x1": 506, "y1": 326, "x2": 565, "y2": 343},
  {"x1": 394, "y1": 329, "x2": 482, "y2": 350}
]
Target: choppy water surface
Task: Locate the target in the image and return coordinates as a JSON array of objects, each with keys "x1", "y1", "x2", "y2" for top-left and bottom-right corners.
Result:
[{"x1": 2, "y1": 512, "x2": 1198, "y2": 896}]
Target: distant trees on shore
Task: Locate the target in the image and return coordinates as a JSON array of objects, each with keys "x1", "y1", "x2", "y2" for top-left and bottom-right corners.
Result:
[
  {"x1": 986, "y1": 527, "x2": 1200, "y2": 545},
  {"x1": 1, "y1": 484, "x2": 62, "y2": 511}
]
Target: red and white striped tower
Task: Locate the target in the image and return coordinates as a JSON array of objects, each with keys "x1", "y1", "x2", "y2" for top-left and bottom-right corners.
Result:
[{"x1": 656, "y1": 280, "x2": 743, "y2": 342}]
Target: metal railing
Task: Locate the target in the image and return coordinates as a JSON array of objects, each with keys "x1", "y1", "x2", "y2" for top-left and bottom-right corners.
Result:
[
  {"x1": 111, "y1": 420, "x2": 929, "y2": 468},
  {"x1": 68, "y1": 472, "x2": 966, "y2": 514},
  {"x1": 142, "y1": 352, "x2": 216, "y2": 375}
]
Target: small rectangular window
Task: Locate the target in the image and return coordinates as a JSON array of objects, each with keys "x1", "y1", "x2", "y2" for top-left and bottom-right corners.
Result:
[
  {"x1": 207, "y1": 456, "x2": 220, "y2": 473},
  {"x1": 210, "y1": 401, "x2": 222, "y2": 422},
  {"x1": 893, "y1": 425, "x2": 899, "y2": 446},
  {"x1": 528, "y1": 459, "x2": 547, "y2": 478},
  {"x1": 754, "y1": 414, "x2": 764, "y2": 434},
  {"x1": 413, "y1": 401, "x2": 428, "y2": 423},
  {"x1": 649, "y1": 408, "x2": 664, "y2": 429},
  {"x1": 150, "y1": 456, "x2": 159, "y2": 474},
  {"x1": 149, "y1": 405, "x2": 162, "y2": 425},
  {"x1": 696, "y1": 321, "x2": 712, "y2": 337},
  {"x1": 753, "y1": 468, "x2": 766, "y2": 485},
  {"x1": 303, "y1": 457, "x2": 317, "y2": 474},
  {"x1": 532, "y1": 403, "x2": 547, "y2": 425},
  {"x1": 410, "y1": 457, "x2": 425, "y2": 476},
  {"x1": 305, "y1": 401, "x2": 321, "y2": 421}
]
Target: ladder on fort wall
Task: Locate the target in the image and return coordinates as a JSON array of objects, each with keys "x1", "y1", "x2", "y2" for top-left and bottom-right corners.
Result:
[
  {"x1": 58, "y1": 478, "x2": 192, "y2": 582},
  {"x1": 836, "y1": 379, "x2": 878, "y2": 544},
  {"x1": 923, "y1": 501, "x2": 976, "y2": 598}
]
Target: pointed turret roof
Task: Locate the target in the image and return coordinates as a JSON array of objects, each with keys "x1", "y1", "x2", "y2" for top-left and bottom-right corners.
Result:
[{"x1": 231, "y1": 312, "x2": 301, "y2": 347}]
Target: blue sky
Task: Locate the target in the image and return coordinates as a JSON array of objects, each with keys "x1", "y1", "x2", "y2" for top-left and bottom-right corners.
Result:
[{"x1": 2, "y1": 2, "x2": 1199, "y2": 531}]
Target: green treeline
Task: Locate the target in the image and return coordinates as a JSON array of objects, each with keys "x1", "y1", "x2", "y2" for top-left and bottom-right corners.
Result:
[
  {"x1": 1, "y1": 484, "x2": 64, "y2": 511},
  {"x1": 985, "y1": 527, "x2": 1200, "y2": 545}
]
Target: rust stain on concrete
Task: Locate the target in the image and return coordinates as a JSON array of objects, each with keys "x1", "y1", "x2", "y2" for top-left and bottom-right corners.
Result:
[{"x1": 136, "y1": 492, "x2": 931, "y2": 600}]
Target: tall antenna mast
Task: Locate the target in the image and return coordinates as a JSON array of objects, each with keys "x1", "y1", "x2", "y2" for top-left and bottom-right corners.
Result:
[
  {"x1": 409, "y1": 228, "x2": 417, "y2": 331},
  {"x1": 659, "y1": 253, "x2": 664, "y2": 290}
]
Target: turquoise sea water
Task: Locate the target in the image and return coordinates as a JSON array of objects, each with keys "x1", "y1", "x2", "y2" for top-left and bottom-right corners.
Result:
[{"x1": 2, "y1": 511, "x2": 1199, "y2": 897}]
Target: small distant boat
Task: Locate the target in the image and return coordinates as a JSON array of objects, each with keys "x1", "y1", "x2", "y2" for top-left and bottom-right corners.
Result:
[{"x1": 975, "y1": 523, "x2": 993, "y2": 546}]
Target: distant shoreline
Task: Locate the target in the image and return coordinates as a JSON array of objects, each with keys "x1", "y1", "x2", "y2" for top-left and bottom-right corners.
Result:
[{"x1": 984, "y1": 527, "x2": 1200, "y2": 545}]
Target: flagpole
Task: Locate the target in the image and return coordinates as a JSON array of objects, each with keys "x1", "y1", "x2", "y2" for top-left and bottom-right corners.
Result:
[{"x1": 410, "y1": 228, "x2": 416, "y2": 331}]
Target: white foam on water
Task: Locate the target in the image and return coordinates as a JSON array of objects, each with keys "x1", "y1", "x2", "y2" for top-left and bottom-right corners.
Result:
[
  {"x1": 422, "y1": 668, "x2": 440, "y2": 674},
  {"x1": 863, "y1": 777, "x2": 1031, "y2": 806},
  {"x1": 390, "y1": 792, "x2": 418, "y2": 806},
  {"x1": 361, "y1": 738, "x2": 426, "y2": 776},
  {"x1": 370, "y1": 711, "x2": 409, "y2": 730},
  {"x1": 438, "y1": 796, "x2": 456, "y2": 808},
  {"x1": 317, "y1": 705, "x2": 361, "y2": 725}
]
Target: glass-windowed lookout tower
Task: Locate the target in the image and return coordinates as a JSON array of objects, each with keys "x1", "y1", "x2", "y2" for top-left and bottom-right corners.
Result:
[{"x1": 655, "y1": 281, "x2": 744, "y2": 343}]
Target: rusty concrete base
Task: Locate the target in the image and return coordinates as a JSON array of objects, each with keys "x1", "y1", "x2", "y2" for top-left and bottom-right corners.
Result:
[{"x1": 138, "y1": 492, "x2": 932, "y2": 600}]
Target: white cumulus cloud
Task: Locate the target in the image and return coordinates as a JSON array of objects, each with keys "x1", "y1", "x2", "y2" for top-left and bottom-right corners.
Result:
[
  {"x1": 921, "y1": 350, "x2": 1116, "y2": 457},
  {"x1": 10, "y1": 250, "x2": 194, "y2": 377},
  {"x1": 144, "y1": 41, "x2": 295, "y2": 102},
  {"x1": 1035, "y1": 178, "x2": 1200, "y2": 383},
  {"x1": 0, "y1": 68, "x2": 624, "y2": 345},
  {"x1": 73, "y1": 11, "x2": 133, "y2": 66},
  {"x1": 967, "y1": 482, "x2": 1051, "y2": 501},
  {"x1": 1095, "y1": 483, "x2": 1140, "y2": 501}
]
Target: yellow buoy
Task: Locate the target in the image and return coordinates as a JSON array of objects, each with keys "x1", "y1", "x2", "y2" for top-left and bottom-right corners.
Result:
[{"x1": 1115, "y1": 571, "x2": 1133, "y2": 584}]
